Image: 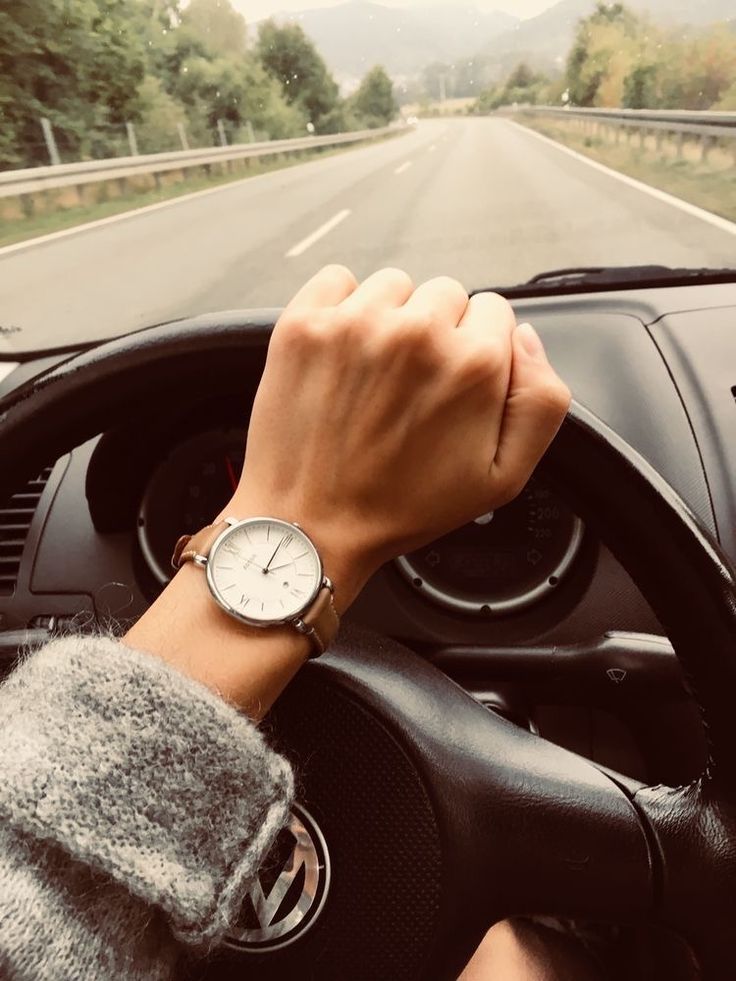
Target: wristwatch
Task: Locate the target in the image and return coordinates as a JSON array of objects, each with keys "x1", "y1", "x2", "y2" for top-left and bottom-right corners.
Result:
[{"x1": 171, "y1": 516, "x2": 339, "y2": 658}]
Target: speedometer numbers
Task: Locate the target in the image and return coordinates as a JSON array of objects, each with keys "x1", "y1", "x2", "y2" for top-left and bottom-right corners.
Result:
[{"x1": 395, "y1": 477, "x2": 583, "y2": 616}]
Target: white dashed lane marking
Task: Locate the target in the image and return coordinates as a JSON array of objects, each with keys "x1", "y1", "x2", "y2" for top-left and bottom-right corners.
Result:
[{"x1": 285, "y1": 208, "x2": 352, "y2": 258}]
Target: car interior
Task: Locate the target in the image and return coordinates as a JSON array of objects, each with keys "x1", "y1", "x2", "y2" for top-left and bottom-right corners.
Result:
[{"x1": 1, "y1": 270, "x2": 735, "y2": 979}]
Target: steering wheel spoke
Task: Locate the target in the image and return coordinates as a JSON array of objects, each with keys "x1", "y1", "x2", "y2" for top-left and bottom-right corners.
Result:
[
  {"x1": 255, "y1": 627, "x2": 654, "y2": 980},
  {"x1": 327, "y1": 630, "x2": 653, "y2": 913}
]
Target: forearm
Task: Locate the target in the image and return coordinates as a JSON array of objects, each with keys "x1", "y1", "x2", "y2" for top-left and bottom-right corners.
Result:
[{"x1": 124, "y1": 562, "x2": 312, "y2": 718}]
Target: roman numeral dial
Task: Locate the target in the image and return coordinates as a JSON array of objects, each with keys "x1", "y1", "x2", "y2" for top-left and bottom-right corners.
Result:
[{"x1": 208, "y1": 518, "x2": 322, "y2": 626}]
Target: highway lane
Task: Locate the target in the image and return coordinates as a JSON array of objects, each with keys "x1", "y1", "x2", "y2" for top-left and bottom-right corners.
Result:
[{"x1": 1, "y1": 116, "x2": 735, "y2": 351}]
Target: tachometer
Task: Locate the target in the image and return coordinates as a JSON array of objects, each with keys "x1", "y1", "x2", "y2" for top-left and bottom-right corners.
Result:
[
  {"x1": 395, "y1": 476, "x2": 583, "y2": 616},
  {"x1": 138, "y1": 428, "x2": 245, "y2": 585}
]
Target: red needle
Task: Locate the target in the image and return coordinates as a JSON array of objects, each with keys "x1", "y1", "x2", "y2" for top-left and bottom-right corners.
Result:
[{"x1": 225, "y1": 455, "x2": 238, "y2": 493}]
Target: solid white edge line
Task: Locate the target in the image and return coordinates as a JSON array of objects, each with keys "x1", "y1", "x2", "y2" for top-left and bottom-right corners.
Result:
[
  {"x1": 394, "y1": 161, "x2": 413, "y2": 175},
  {"x1": 505, "y1": 118, "x2": 736, "y2": 237},
  {"x1": 285, "y1": 208, "x2": 351, "y2": 258}
]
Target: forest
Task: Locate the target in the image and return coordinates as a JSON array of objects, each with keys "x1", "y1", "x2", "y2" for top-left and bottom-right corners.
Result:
[
  {"x1": 0, "y1": 0, "x2": 398, "y2": 169},
  {"x1": 474, "y1": 2, "x2": 736, "y2": 113}
]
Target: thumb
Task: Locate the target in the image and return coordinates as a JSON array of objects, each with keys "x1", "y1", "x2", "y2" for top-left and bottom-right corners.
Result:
[{"x1": 488, "y1": 323, "x2": 571, "y2": 504}]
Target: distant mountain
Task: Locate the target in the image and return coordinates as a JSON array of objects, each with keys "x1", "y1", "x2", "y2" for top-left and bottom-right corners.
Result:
[
  {"x1": 263, "y1": 2, "x2": 519, "y2": 82},
  {"x1": 477, "y1": 0, "x2": 588, "y2": 77},
  {"x1": 261, "y1": 0, "x2": 735, "y2": 92}
]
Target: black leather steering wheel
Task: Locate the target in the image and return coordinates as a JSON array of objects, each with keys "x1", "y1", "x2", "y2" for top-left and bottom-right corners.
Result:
[{"x1": 2, "y1": 311, "x2": 735, "y2": 981}]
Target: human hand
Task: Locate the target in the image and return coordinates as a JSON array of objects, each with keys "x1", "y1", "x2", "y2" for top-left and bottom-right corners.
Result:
[{"x1": 224, "y1": 265, "x2": 570, "y2": 611}]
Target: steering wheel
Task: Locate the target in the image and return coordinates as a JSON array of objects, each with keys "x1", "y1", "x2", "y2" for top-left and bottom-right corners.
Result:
[{"x1": 2, "y1": 311, "x2": 735, "y2": 981}]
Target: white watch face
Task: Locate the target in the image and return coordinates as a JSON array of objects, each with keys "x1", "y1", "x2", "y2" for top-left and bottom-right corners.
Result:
[{"x1": 206, "y1": 518, "x2": 322, "y2": 625}]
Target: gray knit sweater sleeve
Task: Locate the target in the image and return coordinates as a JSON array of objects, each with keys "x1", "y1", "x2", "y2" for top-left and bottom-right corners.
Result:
[{"x1": 0, "y1": 635, "x2": 294, "y2": 981}]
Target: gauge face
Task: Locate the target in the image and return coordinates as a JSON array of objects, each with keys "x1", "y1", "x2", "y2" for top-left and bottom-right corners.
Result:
[
  {"x1": 395, "y1": 477, "x2": 583, "y2": 616},
  {"x1": 138, "y1": 428, "x2": 246, "y2": 585},
  {"x1": 207, "y1": 519, "x2": 322, "y2": 625}
]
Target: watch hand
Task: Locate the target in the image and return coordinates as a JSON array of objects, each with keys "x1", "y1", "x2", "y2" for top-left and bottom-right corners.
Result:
[
  {"x1": 264, "y1": 561, "x2": 294, "y2": 573},
  {"x1": 263, "y1": 536, "x2": 285, "y2": 574}
]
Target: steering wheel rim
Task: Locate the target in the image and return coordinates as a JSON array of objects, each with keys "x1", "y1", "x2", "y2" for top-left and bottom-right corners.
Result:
[{"x1": 2, "y1": 311, "x2": 736, "y2": 979}]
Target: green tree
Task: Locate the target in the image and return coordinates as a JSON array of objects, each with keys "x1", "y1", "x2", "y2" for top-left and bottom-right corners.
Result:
[
  {"x1": 472, "y1": 62, "x2": 550, "y2": 113},
  {"x1": 564, "y1": 3, "x2": 736, "y2": 110},
  {"x1": 350, "y1": 66, "x2": 397, "y2": 128},
  {"x1": 657, "y1": 25, "x2": 736, "y2": 110},
  {"x1": 134, "y1": 75, "x2": 187, "y2": 152},
  {"x1": 565, "y1": 1, "x2": 640, "y2": 106},
  {"x1": 622, "y1": 63, "x2": 658, "y2": 108},
  {"x1": 716, "y1": 79, "x2": 736, "y2": 110},
  {"x1": 181, "y1": 0, "x2": 247, "y2": 59},
  {"x1": 0, "y1": 0, "x2": 148, "y2": 167},
  {"x1": 256, "y1": 21, "x2": 340, "y2": 133},
  {"x1": 146, "y1": 0, "x2": 306, "y2": 145},
  {"x1": 172, "y1": 50, "x2": 305, "y2": 144}
]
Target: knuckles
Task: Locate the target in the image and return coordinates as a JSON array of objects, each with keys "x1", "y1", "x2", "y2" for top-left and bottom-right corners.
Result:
[
  {"x1": 272, "y1": 309, "x2": 326, "y2": 350},
  {"x1": 375, "y1": 316, "x2": 447, "y2": 368},
  {"x1": 470, "y1": 290, "x2": 516, "y2": 326},
  {"x1": 371, "y1": 267, "x2": 415, "y2": 295},
  {"x1": 454, "y1": 338, "x2": 509, "y2": 385},
  {"x1": 317, "y1": 263, "x2": 358, "y2": 291},
  {"x1": 426, "y1": 275, "x2": 469, "y2": 307},
  {"x1": 527, "y1": 374, "x2": 572, "y2": 419}
]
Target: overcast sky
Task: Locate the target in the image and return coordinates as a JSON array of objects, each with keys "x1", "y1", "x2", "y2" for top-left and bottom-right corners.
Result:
[{"x1": 234, "y1": 0, "x2": 556, "y2": 22}]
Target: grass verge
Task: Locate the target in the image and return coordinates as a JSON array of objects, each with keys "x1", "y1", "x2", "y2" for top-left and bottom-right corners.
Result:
[
  {"x1": 515, "y1": 115, "x2": 736, "y2": 225},
  {"x1": 0, "y1": 137, "x2": 395, "y2": 250}
]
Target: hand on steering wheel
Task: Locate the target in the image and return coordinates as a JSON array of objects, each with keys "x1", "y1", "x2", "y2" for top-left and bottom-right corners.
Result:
[{"x1": 227, "y1": 264, "x2": 569, "y2": 612}]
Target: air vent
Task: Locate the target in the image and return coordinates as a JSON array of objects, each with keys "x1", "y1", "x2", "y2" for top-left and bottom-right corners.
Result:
[{"x1": 0, "y1": 466, "x2": 53, "y2": 595}]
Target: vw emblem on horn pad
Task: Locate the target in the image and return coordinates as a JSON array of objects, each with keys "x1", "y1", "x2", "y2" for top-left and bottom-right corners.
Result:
[{"x1": 225, "y1": 804, "x2": 330, "y2": 952}]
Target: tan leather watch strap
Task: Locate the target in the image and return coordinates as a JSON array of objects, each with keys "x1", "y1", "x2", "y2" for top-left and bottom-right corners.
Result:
[
  {"x1": 298, "y1": 585, "x2": 340, "y2": 658},
  {"x1": 172, "y1": 521, "x2": 228, "y2": 569}
]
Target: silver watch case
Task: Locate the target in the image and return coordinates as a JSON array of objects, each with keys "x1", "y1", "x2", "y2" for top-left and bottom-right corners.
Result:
[{"x1": 198, "y1": 516, "x2": 328, "y2": 629}]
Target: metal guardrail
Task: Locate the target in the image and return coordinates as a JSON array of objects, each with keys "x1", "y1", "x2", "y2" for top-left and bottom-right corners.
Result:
[
  {"x1": 513, "y1": 106, "x2": 736, "y2": 128},
  {"x1": 0, "y1": 125, "x2": 404, "y2": 199},
  {"x1": 506, "y1": 106, "x2": 736, "y2": 161}
]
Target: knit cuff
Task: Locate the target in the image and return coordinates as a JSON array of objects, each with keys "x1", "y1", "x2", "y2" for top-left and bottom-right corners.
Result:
[{"x1": 0, "y1": 636, "x2": 294, "y2": 946}]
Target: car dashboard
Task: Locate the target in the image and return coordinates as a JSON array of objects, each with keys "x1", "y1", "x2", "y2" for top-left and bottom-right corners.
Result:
[{"x1": 2, "y1": 280, "x2": 735, "y2": 788}]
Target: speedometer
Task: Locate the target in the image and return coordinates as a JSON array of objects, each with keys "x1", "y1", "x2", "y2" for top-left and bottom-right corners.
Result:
[
  {"x1": 395, "y1": 476, "x2": 583, "y2": 616},
  {"x1": 138, "y1": 428, "x2": 245, "y2": 585}
]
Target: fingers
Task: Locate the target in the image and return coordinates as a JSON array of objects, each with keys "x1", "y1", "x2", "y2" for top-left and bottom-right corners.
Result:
[
  {"x1": 342, "y1": 267, "x2": 414, "y2": 310},
  {"x1": 489, "y1": 323, "x2": 571, "y2": 504},
  {"x1": 401, "y1": 275, "x2": 468, "y2": 327},
  {"x1": 456, "y1": 291, "x2": 516, "y2": 390},
  {"x1": 284, "y1": 264, "x2": 358, "y2": 310},
  {"x1": 454, "y1": 292, "x2": 516, "y2": 439},
  {"x1": 457, "y1": 291, "x2": 515, "y2": 340}
]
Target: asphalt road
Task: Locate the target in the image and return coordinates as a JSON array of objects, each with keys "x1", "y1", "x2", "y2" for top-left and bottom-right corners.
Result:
[{"x1": 1, "y1": 117, "x2": 735, "y2": 352}]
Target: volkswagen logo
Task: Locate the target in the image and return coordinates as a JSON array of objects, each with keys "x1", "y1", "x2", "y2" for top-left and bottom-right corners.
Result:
[{"x1": 225, "y1": 804, "x2": 331, "y2": 952}]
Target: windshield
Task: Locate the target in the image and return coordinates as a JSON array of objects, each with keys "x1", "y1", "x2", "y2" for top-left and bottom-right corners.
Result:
[{"x1": 1, "y1": 0, "x2": 735, "y2": 354}]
